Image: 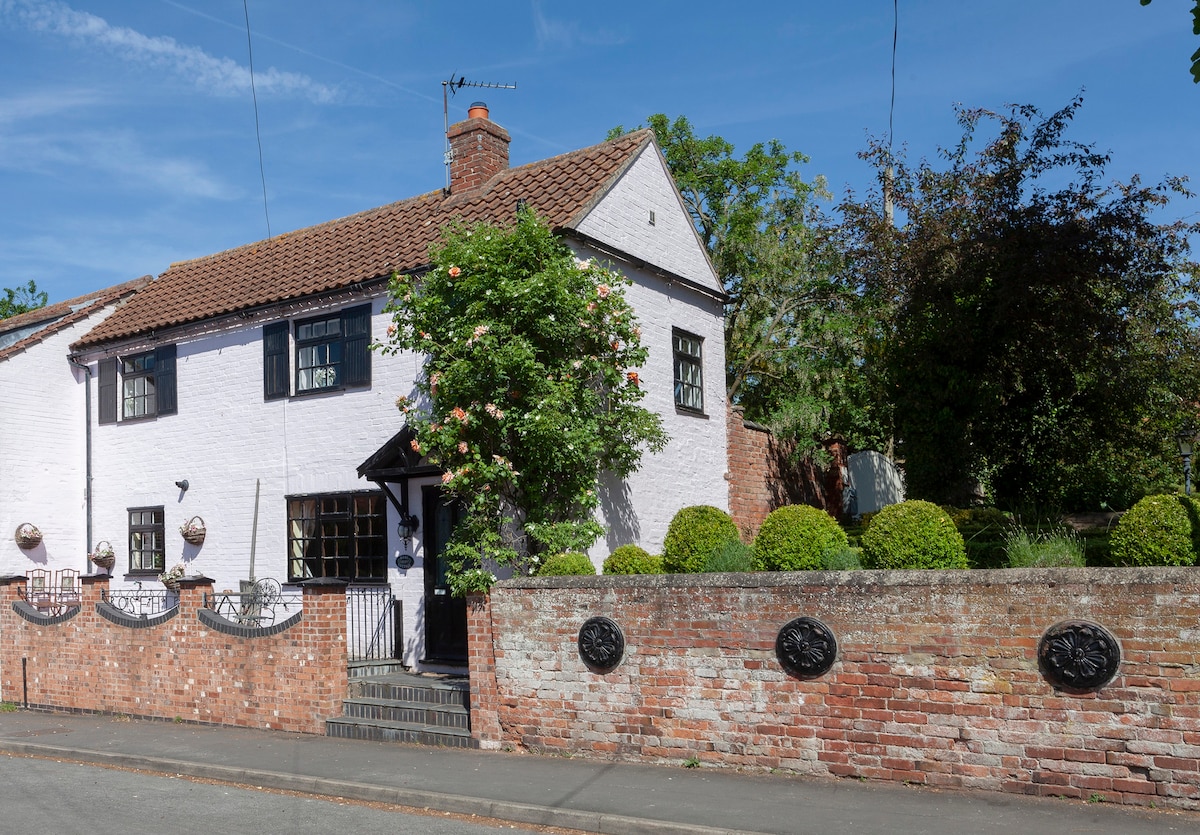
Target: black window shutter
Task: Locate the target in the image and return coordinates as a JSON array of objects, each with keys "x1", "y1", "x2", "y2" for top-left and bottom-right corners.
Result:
[
  {"x1": 155, "y1": 344, "x2": 177, "y2": 416},
  {"x1": 341, "y1": 304, "x2": 371, "y2": 388},
  {"x1": 263, "y1": 321, "x2": 289, "y2": 400},
  {"x1": 98, "y1": 357, "x2": 117, "y2": 425}
]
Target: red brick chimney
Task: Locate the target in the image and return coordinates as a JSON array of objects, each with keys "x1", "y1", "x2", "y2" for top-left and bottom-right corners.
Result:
[{"x1": 446, "y1": 101, "x2": 511, "y2": 193}]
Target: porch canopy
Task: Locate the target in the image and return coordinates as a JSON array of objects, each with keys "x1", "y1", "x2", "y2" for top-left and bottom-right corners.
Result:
[{"x1": 357, "y1": 426, "x2": 442, "y2": 517}]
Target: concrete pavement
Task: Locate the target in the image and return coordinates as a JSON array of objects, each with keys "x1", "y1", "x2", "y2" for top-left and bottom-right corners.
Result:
[{"x1": 0, "y1": 709, "x2": 1197, "y2": 834}]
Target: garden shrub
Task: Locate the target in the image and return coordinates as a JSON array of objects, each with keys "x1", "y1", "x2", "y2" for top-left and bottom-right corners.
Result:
[
  {"x1": 860, "y1": 500, "x2": 968, "y2": 569},
  {"x1": 602, "y1": 545, "x2": 663, "y2": 575},
  {"x1": 752, "y1": 505, "x2": 848, "y2": 571},
  {"x1": 702, "y1": 539, "x2": 754, "y2": 572},
  {"x1": 820, "y1": 546, "x2": 863, "y2": 570},
  {"x1": 536, "y1": 552, "x2": 597, "y2": 576},
  {"x1": 1109, "y1": 494, "x2": 1197, "y2": 567},
  {"x1": 661, "y1": 505, "x2": 740, "y2": 573}
]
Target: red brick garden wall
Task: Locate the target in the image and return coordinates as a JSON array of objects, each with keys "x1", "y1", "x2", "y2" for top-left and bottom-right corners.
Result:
[
  {"x1": 468, "y1": 568, "x2": 1200, "y2": 810},
  {"x1": 0, "y1": 575, "x2": 347, "y2": 734},
  {"x1": 726, "y1": 404, "x2": 846, "y2": 540}
]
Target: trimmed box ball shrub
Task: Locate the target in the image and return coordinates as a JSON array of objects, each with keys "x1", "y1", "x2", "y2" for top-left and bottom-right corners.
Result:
[
  {"x1": 1109, "y1": 494, "x2": 1197, "y2": 566},
  {"x1": 603, "y1": 545, "x2": 663, "y2": 575},
  {"x1": 661, "y1": 505, "x2": 740, "y2": 573},
  {"x1": 752, "y1": 505, "x2": 848, "y2": 571},
  {"x1": 536, "y1": 552, "x2": 597, "y2": 576},
  {"x1": 860, "y1": 500, "x2": 968, "y2": 569}
]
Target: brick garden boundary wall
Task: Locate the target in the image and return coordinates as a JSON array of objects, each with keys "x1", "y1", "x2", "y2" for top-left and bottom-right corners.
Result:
[
  {"x1": 467, "y1": 568, "x2": 1200, "y2": 810},
  {"x1": 726, "y1": 404, "x2": 847, "y2": 540},
  {"x1": 0, "y1": 574, "x2": 347, "y2": 734}
]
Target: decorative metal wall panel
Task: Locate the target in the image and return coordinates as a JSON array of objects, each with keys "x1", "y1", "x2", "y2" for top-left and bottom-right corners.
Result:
[
  {"x1": 776, "y1": 616, "x2": 837, "y2": 678},
  {"x1": 578, "y1": 616, "x2": 625, "y2": 672},
  {"x1": 1038, "y1": 620, "x2": 1121, "y2": 692}
]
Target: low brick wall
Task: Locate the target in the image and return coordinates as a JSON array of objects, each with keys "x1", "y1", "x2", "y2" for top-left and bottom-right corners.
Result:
[
  {"x1": 0, "y1": 575, "x2": 347, "y2": 734},
  {"x1": 467, "y1": 568, "x2": 1200, "y2": 810}
]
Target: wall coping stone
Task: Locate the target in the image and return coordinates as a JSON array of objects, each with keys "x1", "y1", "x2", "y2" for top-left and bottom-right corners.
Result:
[{"x1": 498, "y1": 565, "x2": 1198, "y2": 592}]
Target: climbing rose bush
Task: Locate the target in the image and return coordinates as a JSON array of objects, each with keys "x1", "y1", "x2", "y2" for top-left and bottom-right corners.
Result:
[{"x1": 380, "y1": 208, "x2": 667, "y2": 594}]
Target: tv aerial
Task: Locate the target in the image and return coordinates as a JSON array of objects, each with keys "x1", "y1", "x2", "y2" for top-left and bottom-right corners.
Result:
[{"x1": 442, "y1": 73, "x2": 517, "y2": 191}]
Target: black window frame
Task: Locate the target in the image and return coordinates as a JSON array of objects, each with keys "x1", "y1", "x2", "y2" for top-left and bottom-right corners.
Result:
[
  {"x1": 99, "y1": 344, "x2": 177, "y2": 424},
  {"x1": 128, "y1": 506, "x2": 166, "y2": 574},
  {"x1": 264, "y1": 304, "x2": 371, "y2": 400},
  {"x1": 672, "y1": 328, "x2": 704, "y2": 413},
  {"x1": 286, "y1": 490, "x2": 387, "y2": 583}
]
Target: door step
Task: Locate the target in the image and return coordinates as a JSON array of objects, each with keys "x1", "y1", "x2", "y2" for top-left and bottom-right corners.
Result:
[{"x1": 327, "y1": 670, "x2": 476, "y2": 748}]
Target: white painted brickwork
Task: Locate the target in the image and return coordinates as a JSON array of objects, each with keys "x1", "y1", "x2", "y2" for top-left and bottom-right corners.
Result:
[
  {"x1": 13, "y1": 137, "x2": 727, "y2": 667},
  {"x1": 0, "y1": 318, "x2": 93, "y2": 576}
]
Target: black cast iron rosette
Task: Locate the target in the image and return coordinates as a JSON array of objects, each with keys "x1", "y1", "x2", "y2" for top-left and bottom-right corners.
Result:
[
  {"x1": 775, "y1": 616, "x2": 837, "y2": 678},
  {"x1": 578, "y1": 616, "x2": 625, "y2": 672},
  {"x1": 1038, "y1": 620, "x2": 1121, "y2": 692}
]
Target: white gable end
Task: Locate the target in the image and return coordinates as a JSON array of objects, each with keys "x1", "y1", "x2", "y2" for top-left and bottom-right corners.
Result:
[{"x1": 575, "y1": 145, "x2": 720, "y2": 294}]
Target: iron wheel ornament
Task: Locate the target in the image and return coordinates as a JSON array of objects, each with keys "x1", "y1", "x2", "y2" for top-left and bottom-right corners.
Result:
[
  {"x1": 1038, "y1": 620, "x2": 1121, "y2": 692},
  {"x1": 776, "y1": 616, "x2": 837, "y2": 678},
  {"x1": 578, "y1": 616, "x2": 625, "y2": 672}
]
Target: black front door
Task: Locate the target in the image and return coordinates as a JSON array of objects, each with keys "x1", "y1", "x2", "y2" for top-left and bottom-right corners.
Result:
[{"x1": 422, "y1": 486, "x2": 468, "y2": 663}]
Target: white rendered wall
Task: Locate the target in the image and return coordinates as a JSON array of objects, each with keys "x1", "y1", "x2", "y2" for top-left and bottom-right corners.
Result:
[{"x1": 0, "y1": 318, "x2": 95, "y2": 576}]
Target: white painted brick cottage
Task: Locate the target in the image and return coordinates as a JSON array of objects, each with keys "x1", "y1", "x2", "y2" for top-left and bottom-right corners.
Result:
[{"x1": 12, "y1": 105, "x2": 727, "y2": 669}]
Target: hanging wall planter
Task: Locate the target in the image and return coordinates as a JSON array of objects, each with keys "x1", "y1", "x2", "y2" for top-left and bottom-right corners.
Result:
[
  {"x1": 89, "y1": 541, "x2": 116, "y2": 570},
  {"x1": 180, "y1": 516, "x2": 206, "y2": 546},
  {"x1": 15, "y1": 523, "x2": 42, "y2": 550}
]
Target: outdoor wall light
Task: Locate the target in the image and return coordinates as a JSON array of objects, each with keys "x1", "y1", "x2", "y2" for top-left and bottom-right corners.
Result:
[
  {"x1": 397, "y1": 512, "x2": 420, "y2": 542},
  {"x1": 174, "y1": 479, "x2": 190, "y2": 492}
]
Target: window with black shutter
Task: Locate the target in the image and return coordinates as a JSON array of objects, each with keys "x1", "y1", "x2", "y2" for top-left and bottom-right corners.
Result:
[
  {"x1": 98, "y1": 345, "x2": 177, "y2": 422},
  {"x1": 266, "y1": 303, "x2": 372, "y2": 399}
]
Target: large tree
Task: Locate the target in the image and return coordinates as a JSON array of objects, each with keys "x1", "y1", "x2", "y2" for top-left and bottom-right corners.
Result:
[
  {"x1": 380, "y1": 209, "x2": 666, "y2": 593},
  {"x1": 609, "y1": 116, "x2": 867, "y2": 457},
  {"x1": 0, "y1": 280, "x2": 48, "y2": 319},
  {"x1": 838, "y1": 96, "x2": 1200, "y2": 509}
]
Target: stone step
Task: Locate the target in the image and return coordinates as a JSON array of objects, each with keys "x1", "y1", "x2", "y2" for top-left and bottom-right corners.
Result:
[
  {"x1": 347, "y1": 673, "x2": 470, "y2": 709},
  {"x1": 325, "y1": 716, "x2": 478, "y2": 748},
  {"x1": 340, "y1": 696, "x2": 470, "y2": 731},
  {"x1": 348, "y1": 659, "x2": 408, "y2": 679}
]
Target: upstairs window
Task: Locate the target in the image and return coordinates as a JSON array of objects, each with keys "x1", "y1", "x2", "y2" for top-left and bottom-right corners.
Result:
[
  {"x1": 98, "y1": 345, "x2": 177, "y2": 424},
  {"x1": 128, "y1": 506, "x2": 165, "y2": 573},
  {"x1": 673, "y1": 329, "x2": 704, "y2": 413},
  {"x1": 263, "y1": 304, "x2": 371, "y2": 400},
  {"x1": 287, "y1": 491, "x2": 387, "y2": 582}
]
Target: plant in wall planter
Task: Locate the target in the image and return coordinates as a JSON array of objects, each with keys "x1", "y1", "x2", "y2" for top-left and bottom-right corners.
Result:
[
  {"x1": 160, "y1": 562, "x2": 186, "y2": 592},
  {"x1": 14, "y1": 523, "x2": 42, "y2": 550},
  {"x1": 179, "y1": 516, "x2": 206, "y2": 546},
  {"x1": 88, "y1": 541, "x2": 116, "y2": 571}
]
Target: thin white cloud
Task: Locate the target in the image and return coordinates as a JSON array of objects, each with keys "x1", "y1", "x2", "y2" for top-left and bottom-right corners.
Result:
[
  {"x1": 0, "y1": 126, "x2": 235, "y2": 199},
  {"x1": 530, "y1": 0, "x2": 626, "y2": 50},
  {"x1": 1, "y1": 0, "x2": 340, "y2": 103}
]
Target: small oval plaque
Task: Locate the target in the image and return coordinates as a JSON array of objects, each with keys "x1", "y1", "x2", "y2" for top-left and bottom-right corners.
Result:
[{"x1": 395, "y1": 554, "x2": 415, "y2": 570}]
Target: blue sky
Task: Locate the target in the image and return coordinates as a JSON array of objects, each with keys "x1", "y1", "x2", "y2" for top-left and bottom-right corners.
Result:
[{"x1": 2, "y1": 0, "x2": 1197, "y2": 305}]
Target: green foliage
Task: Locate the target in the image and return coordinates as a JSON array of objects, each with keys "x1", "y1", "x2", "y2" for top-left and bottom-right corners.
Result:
[
  {"x1": 0, "y1": 280, "x2": 48, "y2": 320},
  {"x1": 602, "y1": 544, "x2": 663, "y2": 575},
  {"x1": 1109, "y1": 494, "x2": 1197, "y2": 566},
  {"x1": 536, "y1": 552, "x2": 597, "y2": 576},
  {"x1": 820, "y1": 546, "x2": 863, "y2": 570},
  {"x1": 702, "y1": 539, "x2": 755, "y2": 573},
  {"x1": 382, "y1": 209, "x2": 667, "y2": 594},
  {"x1": 838, "y1": 96, "x2": 1200, "y2": 509},
  {"x1": 1004, "y1": 526, "x2": 1086, "y2": 568},
  {"x1": 609, "y1": 115, "x2": 877, "y2": 457},
  {"x1": 1140, "y1": 0, "x2": 1200, "y2": 83},
  {"x1": 860, "y1": 500, "x2": 968, "y2": 570},
  {"x1": 661, "y1": 505, "x2": 740, "y2": 573},
  {"x1": 751, "y1": 504, "x2": 848, "y2": 571}
]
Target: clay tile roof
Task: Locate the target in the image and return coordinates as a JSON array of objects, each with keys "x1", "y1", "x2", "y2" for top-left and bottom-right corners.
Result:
[
  {"x1": 1, "y1": 276, "x2": 152, "y2": 362},
  {"x1": 74, "y1": 129, "x2": 656, "y2": 350}
]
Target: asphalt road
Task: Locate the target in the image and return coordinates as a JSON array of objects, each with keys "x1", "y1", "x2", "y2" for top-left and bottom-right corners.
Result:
[{"x1": 0, "y1": 754, "x2": 585, "y2": 835}]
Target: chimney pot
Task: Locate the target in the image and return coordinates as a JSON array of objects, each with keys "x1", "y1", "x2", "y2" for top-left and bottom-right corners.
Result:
[{"x1": 468, "y1": 101, "x2": 490, "y2": 120}]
